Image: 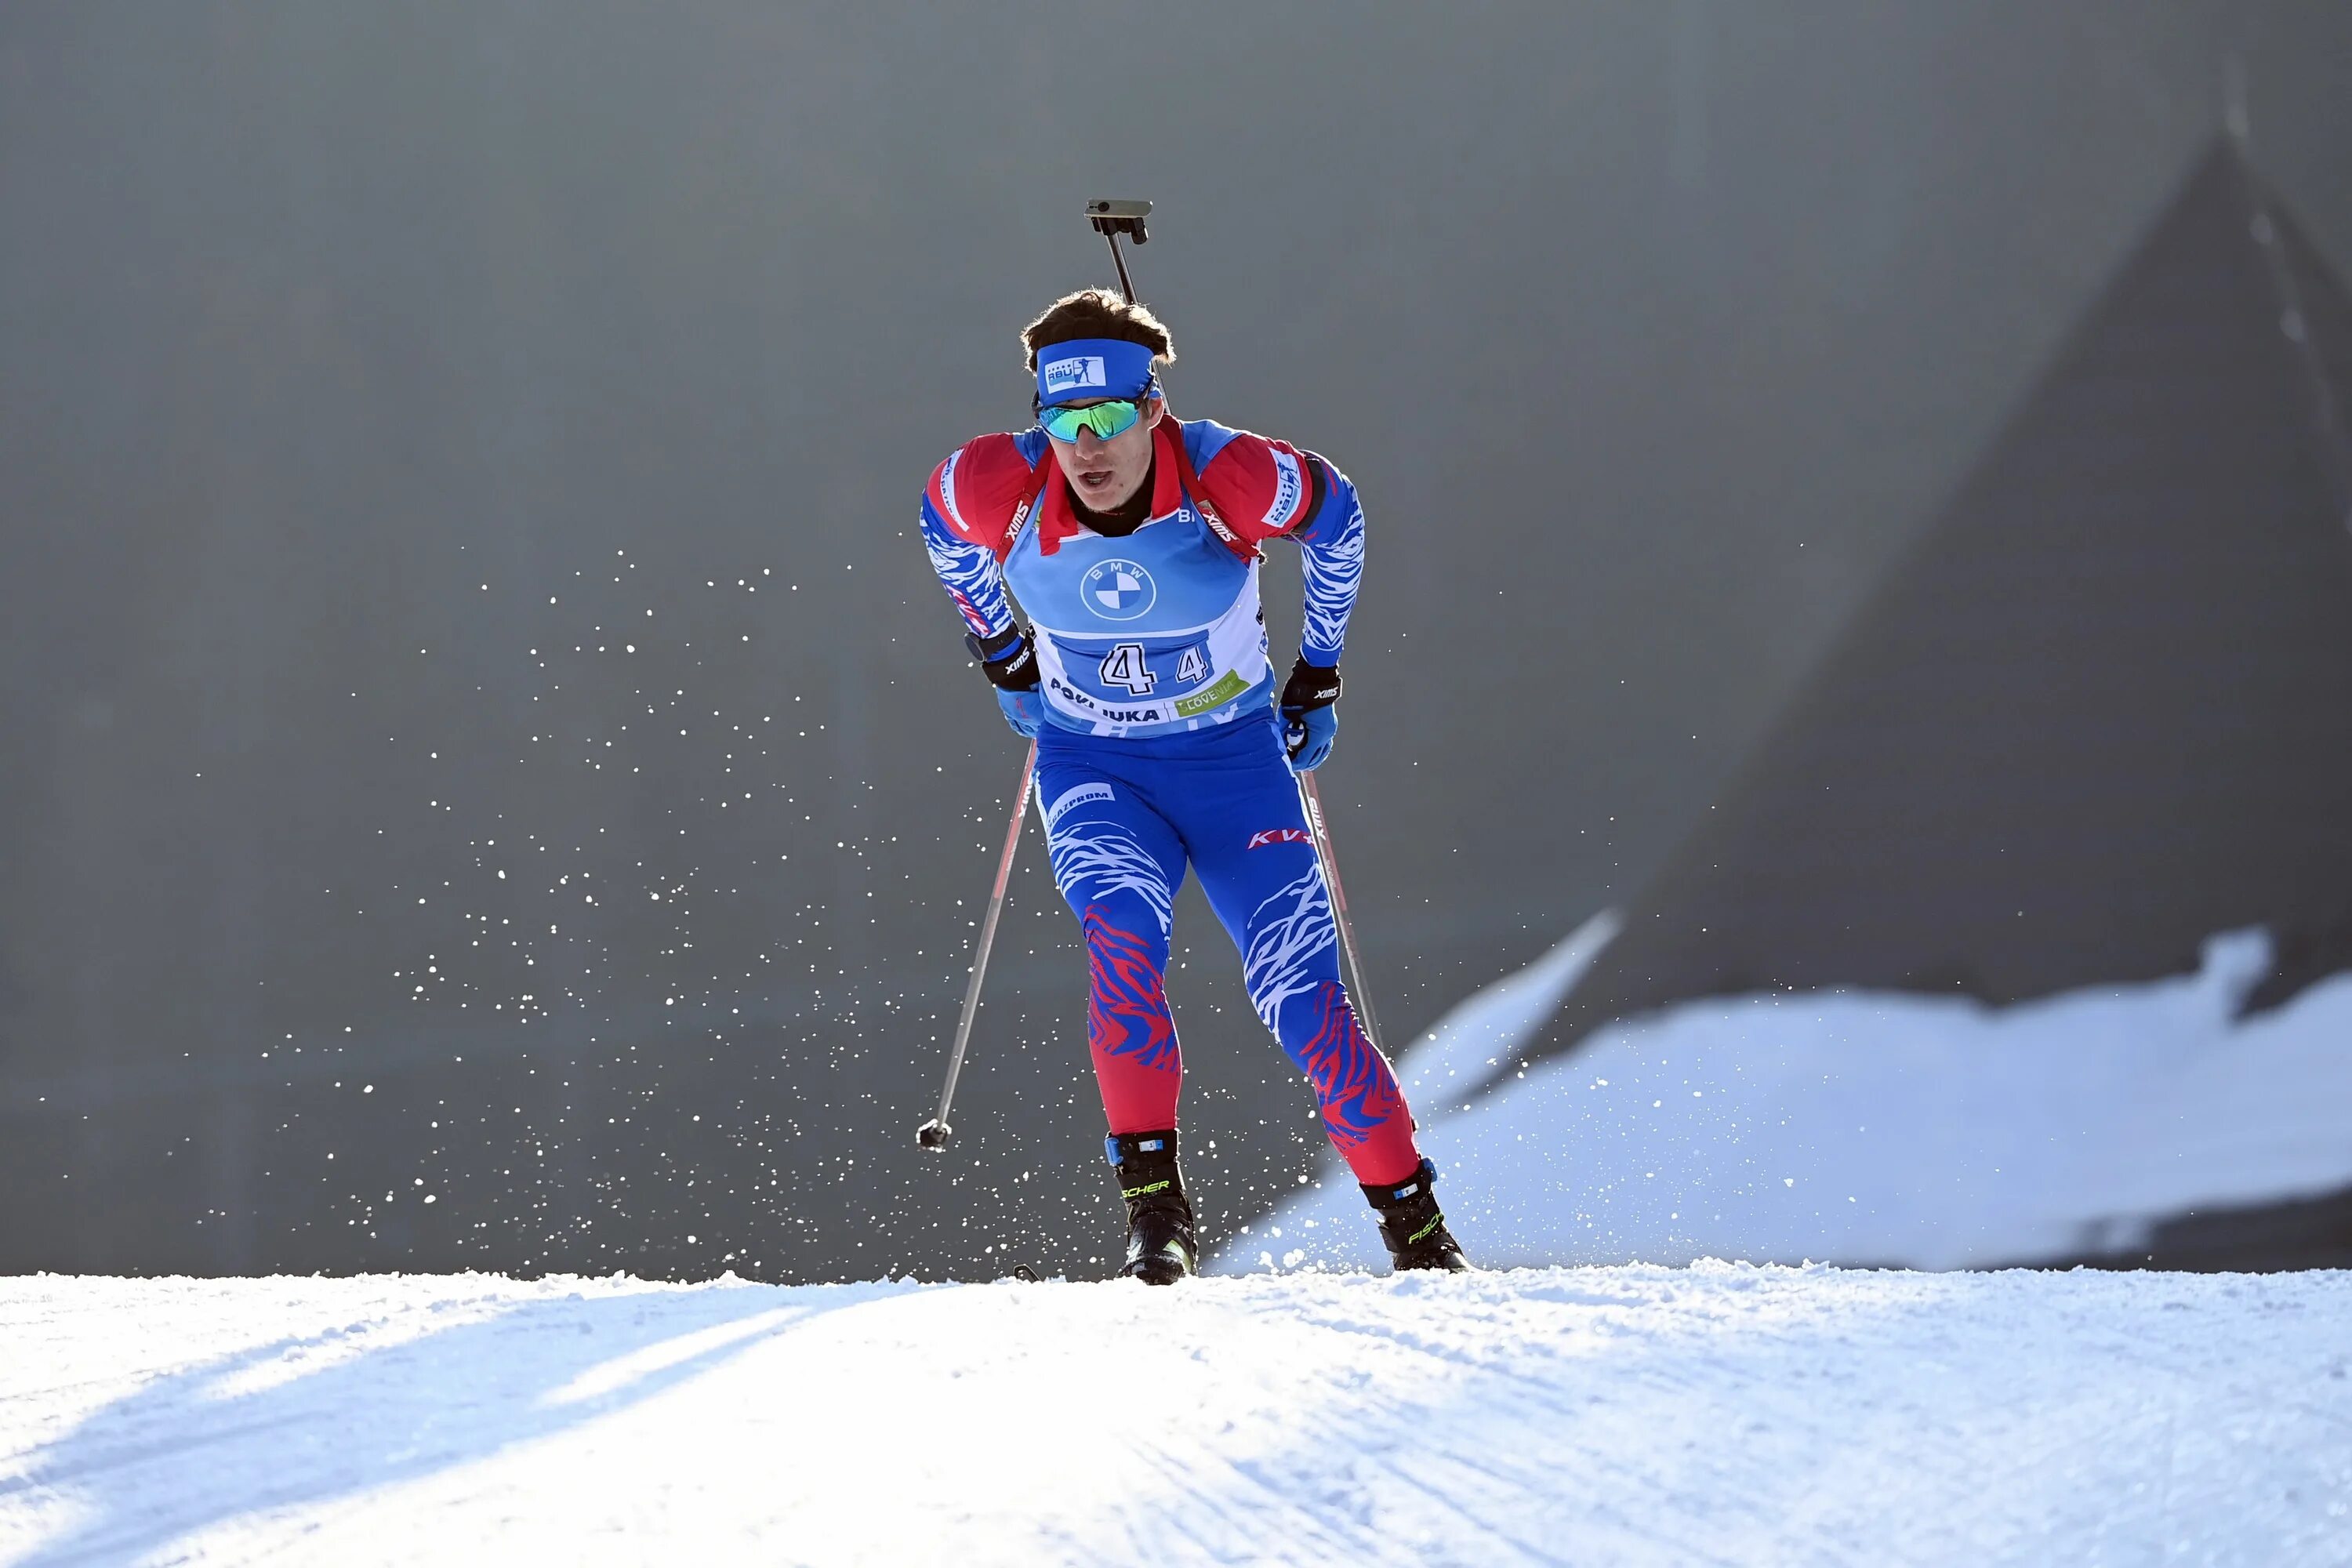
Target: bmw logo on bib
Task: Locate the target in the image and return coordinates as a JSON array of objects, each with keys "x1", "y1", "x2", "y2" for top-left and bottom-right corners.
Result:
[{"x1": 1082, "y1": 558, "x2": 1156, "y2": 621}]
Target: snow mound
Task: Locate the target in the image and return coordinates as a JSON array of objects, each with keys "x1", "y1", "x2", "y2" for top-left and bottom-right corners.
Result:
[
  {"x1": 1249, "y1": 927, "x2": 2352, "y2": 1273},
  {"x1": 1392, "y1": 909, "x2": 1623, "y2": 1106},
  {"x1": 3, "y1": 1266, "x2": 2347, "y2": 1565}
]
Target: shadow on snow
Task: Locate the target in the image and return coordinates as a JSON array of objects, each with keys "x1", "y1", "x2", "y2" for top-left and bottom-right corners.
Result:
[{"x1": 4, "y1": 1279, "x2": 898, "y2": 1565}]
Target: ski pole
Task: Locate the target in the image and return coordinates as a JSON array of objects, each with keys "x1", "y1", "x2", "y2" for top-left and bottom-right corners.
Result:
[
  {"x1": 1295, "y1": 771, "x2": 1388, "y2": 1057},
  {"x1": 1090, "y1": 196, "x2": 1400, "y2": 1054},
  {"x1": 918, "y1": 197, "x2": 1140, "y2": 1153},
  {"x1": 916, "y1": 739, "x2": 1037, "y2": 1150}
]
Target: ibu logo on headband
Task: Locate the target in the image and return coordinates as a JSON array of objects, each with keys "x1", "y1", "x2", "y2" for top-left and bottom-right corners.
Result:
[
  {"x1": 1035, "y1": 336, "x2": 1156, "y2": 406},
  {"x1": 1040, "y1": 356, "x2": 1106, "y2": 397}
]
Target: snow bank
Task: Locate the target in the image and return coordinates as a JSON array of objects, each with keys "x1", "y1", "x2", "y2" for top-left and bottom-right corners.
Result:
[
  {"x1": 2, "y1": 1267, "x2": 2347, "y2": 1566},
  {"x1": 1247, "y1": 926, "x2": 2352, "y2": 1272},
  {"x1": 1392, "y1": 909, "x2": 1623, "y2": 1109}
]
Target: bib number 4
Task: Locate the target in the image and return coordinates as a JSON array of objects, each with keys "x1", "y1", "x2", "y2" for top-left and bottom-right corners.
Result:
[{"x1": 1098, "y1": 642, "x2": 1156, "y2": 695}]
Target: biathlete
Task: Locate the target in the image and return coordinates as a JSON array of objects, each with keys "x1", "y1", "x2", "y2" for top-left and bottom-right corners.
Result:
[{"x1": 918, "y1": 289, "x2": 1469, "y2": 1282}]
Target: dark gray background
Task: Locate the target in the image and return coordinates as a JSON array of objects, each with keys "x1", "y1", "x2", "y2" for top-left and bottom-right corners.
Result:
[
  {"x1": 1530, "y1": 147, "x2": 2352, "y2": 1081},
  {"x1": 5, "y1": 2, "x2": 2349, "y2": 1280}
]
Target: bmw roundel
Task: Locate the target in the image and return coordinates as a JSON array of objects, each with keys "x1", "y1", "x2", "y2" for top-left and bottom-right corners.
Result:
[{"x1": 1082, "y1": 558, "x2": 1156, "y2": 621}]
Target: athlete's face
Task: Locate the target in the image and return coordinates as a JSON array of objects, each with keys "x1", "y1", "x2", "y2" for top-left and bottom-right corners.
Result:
[{"x1": 1048, "y1": 394, "x2": 1163, "y2": 512}]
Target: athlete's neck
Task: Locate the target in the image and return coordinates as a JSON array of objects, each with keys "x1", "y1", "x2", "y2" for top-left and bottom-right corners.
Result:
[{"x1": 1073, "y1": 456, "x2": 1156, "y2": 538}]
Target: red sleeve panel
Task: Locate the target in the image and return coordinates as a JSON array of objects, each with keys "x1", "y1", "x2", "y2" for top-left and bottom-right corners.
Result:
[
  {"x1": 925, "y1": 432, "x2": 1044, "y2": 561},
  {"x1": 1192, "y1": 429, "x2": 1330, "y2": 547}
]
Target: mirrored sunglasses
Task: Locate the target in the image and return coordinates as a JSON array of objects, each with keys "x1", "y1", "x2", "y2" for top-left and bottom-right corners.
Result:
[{"x1": 1039, "y1": 398, "x2": 1145, "y2": 443}]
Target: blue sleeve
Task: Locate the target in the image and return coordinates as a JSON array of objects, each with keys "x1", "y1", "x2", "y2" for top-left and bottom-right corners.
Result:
[
  {"x1": 919, "y1": 495, "x2": 1018, "y2": 643},
  {"x1": 1291, "y1": 460, "x2": 1365, "y2": 667}
]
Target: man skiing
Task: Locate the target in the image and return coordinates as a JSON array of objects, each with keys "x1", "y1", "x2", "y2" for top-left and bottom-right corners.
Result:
[{"x1": 919, "y1": 289, "x2": 1469, "y2": 1282}]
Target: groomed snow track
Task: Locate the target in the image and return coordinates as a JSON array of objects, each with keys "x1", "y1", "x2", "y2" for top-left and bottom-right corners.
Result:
[{"x1": 3, "y1": 1265, "x2": 2347, "y2": 1566}]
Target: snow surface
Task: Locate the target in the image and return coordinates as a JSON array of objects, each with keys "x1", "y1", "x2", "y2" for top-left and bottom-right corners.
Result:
[
  {"x1": 1249, "y1": 925, "x2": 2352, "y2": 1273},
  {"x1": 3, "y1": 1267, "x2": 2348, "y2": 1566}
]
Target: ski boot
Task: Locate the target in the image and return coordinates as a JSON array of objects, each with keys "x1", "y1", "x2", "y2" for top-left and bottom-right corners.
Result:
[
  {"x1": 1363, "y1": 1158, "x2": 1473, "y2": 1272},
  {"x1": 1107, "y1": 1130, "x2": 1196, "y2": 1285}
]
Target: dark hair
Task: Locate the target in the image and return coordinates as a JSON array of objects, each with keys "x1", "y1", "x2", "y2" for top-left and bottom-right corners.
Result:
[{"x1": 1021, "y1": 289, "x2": 1177, "y2": 372}]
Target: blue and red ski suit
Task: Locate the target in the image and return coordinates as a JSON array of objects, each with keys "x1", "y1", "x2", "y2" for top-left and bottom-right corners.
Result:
[{"x1": 920, "y1": 416, "x2": 1422, "y2": 1185}]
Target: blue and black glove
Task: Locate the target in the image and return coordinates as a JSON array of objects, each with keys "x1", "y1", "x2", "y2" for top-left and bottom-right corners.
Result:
[
  {"x1": 994, "y1": 688, "x2": 1042, "y2": 738},
  {"x1": 1279, "y1": 655, "x2": 1341, "y2": 772},
  {"x1": 967, "y1": 626, "x2": 1044, "y2": 739}
]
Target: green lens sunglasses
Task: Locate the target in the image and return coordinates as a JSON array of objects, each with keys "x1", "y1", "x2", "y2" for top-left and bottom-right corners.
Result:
[{"x1": 1039, "y1": 398, "x2": 1145, "y2": 444}]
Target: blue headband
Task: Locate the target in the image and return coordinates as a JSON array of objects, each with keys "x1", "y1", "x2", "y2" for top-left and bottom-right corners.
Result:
[{"x1": 1034, "y1": 337, "x2": 1157, "y2": 407}]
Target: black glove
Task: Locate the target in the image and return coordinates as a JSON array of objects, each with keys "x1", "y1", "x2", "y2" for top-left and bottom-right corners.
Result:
[
  {"x1": 1279, "y1": 656, "x2": 1341, "y2": 771},
  {"x1": 969, "y1": 626, "x2": 1044, "y2": 738},
  {"x1": 965, "y1": 626, "x2": 1040, "y2": 691}
]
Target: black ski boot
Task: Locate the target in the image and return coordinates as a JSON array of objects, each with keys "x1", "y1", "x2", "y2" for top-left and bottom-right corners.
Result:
[
  {"x1": 1107, "y1": 1130, "x2": 1196, "y2": 1285},
  {"x1": 1363, "y1": 1159, "x2": 1473, "y2": 1273}
]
